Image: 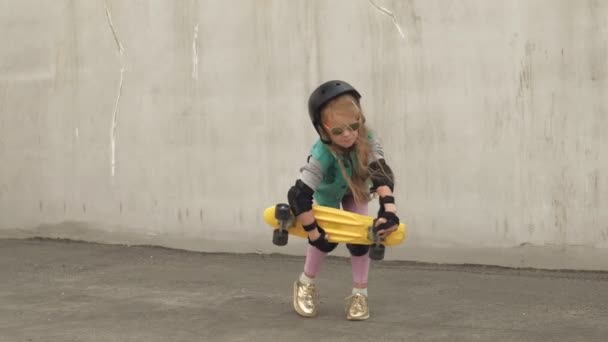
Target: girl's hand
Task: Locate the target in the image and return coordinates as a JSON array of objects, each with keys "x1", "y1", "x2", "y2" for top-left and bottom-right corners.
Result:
[
  {"x1": 307, "y1": 226, "x2": 334, "y2": 251},
  {"x1": 374, "y1": 211, "x2": 399, "y2": 238}
]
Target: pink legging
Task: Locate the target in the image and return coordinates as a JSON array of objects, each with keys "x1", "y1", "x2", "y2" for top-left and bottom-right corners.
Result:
[{"x1": 303, "y1": 196, "x2": 370, "y2": 284}]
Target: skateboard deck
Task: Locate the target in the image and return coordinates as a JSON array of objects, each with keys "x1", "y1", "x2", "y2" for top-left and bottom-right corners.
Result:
[{"x1": 263, "y1": 204, "x2": 406, "y2": 246}]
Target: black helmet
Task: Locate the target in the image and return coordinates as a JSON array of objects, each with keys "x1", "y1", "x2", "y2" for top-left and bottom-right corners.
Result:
[{"x1": 308, "y1": 80, "x2": 361, "y2": 142}]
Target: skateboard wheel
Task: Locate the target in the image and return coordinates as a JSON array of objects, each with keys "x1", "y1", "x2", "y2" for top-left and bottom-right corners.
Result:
[
  {"x1": 275, "y1": 203, "x2": 291, "y2": 221},
  {"x1": 369, "y1": 244, "x2": 385, "y2": 261},
  {"x1": 273, "y1": 229, "x2": 289, "y2": 246}
]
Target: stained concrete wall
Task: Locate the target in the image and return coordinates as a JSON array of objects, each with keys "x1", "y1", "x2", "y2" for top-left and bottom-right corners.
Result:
[{"x1": 1, "y1": 0, "x2": 607, "y2": 270}]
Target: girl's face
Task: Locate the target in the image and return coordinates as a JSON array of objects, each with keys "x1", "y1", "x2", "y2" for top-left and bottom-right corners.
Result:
[
  {"x1": 323, "y1": 116, "x2": 360, "y2": 149},
  {"x1": 322, "y1": 95, "x2": 362, "y2": 149}
]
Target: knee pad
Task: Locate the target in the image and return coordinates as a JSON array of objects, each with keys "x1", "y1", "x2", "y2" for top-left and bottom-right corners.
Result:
[
  {"x1": 347, "y1": 243, "x2": 370, "y2": 257},
  {"x1": 314, "y1": 241, "x2": 338, "y2": 253},
  {"x1": 287, "y1": 180, "x2": 314, "y2": 216}
]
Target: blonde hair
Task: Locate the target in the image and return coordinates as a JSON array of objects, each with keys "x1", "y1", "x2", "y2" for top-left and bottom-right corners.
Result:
[{"x1": 320, "y1": 94, "x2": 373, "y2": 205}]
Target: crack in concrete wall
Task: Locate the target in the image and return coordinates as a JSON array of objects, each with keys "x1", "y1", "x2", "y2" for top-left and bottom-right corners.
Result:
[
  {"x1": 110, "y1": 67, "x2": 124, "y2": 178},
  {"x1": 105, "y1": 4, "x2": 124, "y2": 55},
  {"x1": 367, "y1": 0, "x2": 406, "y2": 40},
  {"x1": 104, "y1": 2, "x2": 125, "y2": 177},
  {"x1": 192, "y1": 24, "x2": 199, "y2": 81}
]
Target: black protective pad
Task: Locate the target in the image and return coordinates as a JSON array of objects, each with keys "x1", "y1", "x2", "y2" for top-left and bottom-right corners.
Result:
[
  {"x1": 287, "y1": 180, "x2": 314, "y2": 216},
  {"x1": 373, "y1": 211, "x2": 400, "y2": 233},
  {"x1": 369, "y1": 159, "x2": 394, "y2": 191},
  {"x1": 346, "y1": 243, "x2": 370, "y2": 256},
  {"x1": 308, "y1": 226, "x2": 338, "y2": 252},
  {"x1": 379, "y1": 195, "x2": 395, "y2": 206}
]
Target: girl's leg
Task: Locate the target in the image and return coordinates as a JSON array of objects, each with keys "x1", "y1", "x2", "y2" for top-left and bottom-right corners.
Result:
[
  {"x1": 303, "y1": 244, "x2": 328, "y2": 279},
  {"x1": 295, "y1": 244, "x2": 335, "y2": 318},
  {"x1": 349, "y1": 249, "x2": 370, "y2": 290},
  {"x1": 341, "y1": 196, "x2": 370, "y2": 289},
  {"x1": 342, "y1": 195, "x2": 371, "y2": 320}
]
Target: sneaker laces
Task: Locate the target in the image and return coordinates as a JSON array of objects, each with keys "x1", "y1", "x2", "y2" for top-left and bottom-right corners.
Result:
[
  {"x1": 301, "y1": 283, "x2": 316, "y2": 302},
  {"x1": 351, "y1": 294, "x2": 365, "y2": 311}
]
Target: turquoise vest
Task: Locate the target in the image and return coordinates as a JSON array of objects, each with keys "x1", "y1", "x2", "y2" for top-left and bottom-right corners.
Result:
[{"x1": 310, "y1": 140, "x2": 360, "y2": 208}]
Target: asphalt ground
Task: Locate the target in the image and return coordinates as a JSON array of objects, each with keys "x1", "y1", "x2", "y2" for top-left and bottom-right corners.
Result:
[{"x1": 1, "y1": 238, "x2": 607, "y2": 341}]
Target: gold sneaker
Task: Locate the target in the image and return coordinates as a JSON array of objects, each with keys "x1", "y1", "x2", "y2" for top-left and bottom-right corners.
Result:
[
  {"x1": 346, "y1": 293, "x2": 369, "y2": 321},
  {"x1": 293, "y1": 280, "x2": 319, "y2": 317}
]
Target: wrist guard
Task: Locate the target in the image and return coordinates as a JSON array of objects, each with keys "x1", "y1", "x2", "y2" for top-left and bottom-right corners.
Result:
[
  {"x1": 303, "y1": 221, "x2": 318, "y2": 232},
  {"x1": 374, "y1": 211, "x2": 400, "y2": 233},
  {"x1": 307, "y1": 225, "x2": 337, "y2": 252},
  {"x1": 379, "y1": 195, "x2": 395, "y2": 206},
  {"x1": 378, "y1": 195, "x2": 395, "y2": 216}
]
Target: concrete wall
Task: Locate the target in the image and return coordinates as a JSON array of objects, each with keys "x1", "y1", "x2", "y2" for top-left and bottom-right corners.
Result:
[{"x1": 1, "y1": 0, "x2": 607, "y2": 270}]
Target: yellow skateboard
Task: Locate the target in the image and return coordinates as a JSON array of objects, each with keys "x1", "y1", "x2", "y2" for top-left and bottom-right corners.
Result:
[{"x1": 263, "y1": 203, "x2": 407, "y2": 260}]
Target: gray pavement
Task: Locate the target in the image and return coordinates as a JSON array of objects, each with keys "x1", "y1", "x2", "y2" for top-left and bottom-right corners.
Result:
[{"x1": 1, "y1": 238, "x2": 607, "y2": 342}]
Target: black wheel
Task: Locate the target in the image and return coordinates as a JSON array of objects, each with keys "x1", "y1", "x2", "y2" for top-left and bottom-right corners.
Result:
[
  {"x1": 273, "y1": 229, "x2": 289, "y2": 246},
  {"x1": 369, "y1": 244, "x2": 385, "y2": 260},
  {"x1": 275, "y1": 203, "x2": 291, "y2": 221}
]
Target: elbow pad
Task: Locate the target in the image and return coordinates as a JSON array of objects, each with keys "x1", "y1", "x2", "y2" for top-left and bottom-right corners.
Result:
[
  {"x1": 369, "y1": 159, "x2": 394, "y2": 192},
  {"x1": 287, "y1": 180, "x2": 314, "y2": 216}
]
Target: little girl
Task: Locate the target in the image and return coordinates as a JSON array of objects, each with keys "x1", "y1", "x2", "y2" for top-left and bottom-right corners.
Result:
[{"x1": 286, "y1": 80, "x2": 399, "y2": 320}]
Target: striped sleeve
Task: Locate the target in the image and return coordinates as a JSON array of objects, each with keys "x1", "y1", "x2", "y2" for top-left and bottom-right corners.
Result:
[
  {"x1": 368, "y1": 133, "x2": 385, "y2": 162},
  {"x1": 299, "y1": 157, "x2": 323, "y2": 191}
]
